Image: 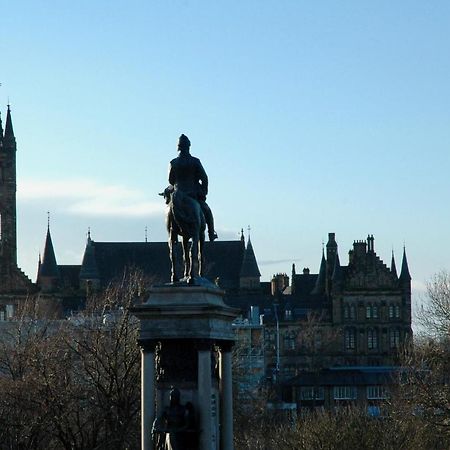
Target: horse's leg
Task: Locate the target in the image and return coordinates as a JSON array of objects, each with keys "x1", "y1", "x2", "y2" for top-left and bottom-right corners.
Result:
[
  {"x1": 182, "y1": 236, "x2": 190, "y2": 280},
  {"x1": 199, "y1": 228, "x2": 205, "y2": 278},
  {"x1": 190, "y1": 234, "x2": 199, "y2": 283},
  {"x1": 169, "y1": 233, "x2": 177, "y2": 283}
]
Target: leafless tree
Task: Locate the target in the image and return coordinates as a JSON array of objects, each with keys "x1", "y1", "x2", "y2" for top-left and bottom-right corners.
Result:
[
  {"x1": 417, "y1": 270, "x2": 450, "y2": 338},
  {"x1": 0, "y1": 271, "x2": 145, "y2": 449}
]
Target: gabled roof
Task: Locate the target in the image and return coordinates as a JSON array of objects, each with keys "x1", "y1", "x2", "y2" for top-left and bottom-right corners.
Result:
[{"x1": 79, "y1": 239, "x2": 247, "y2": 290}]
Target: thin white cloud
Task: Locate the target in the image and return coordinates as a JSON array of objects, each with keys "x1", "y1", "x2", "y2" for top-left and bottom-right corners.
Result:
[{"x1": 18, "y1": 178, "x2": 165, "y2": 217}]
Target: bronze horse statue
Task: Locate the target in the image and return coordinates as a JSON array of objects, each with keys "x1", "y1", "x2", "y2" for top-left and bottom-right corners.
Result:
[{"x1": 160, "y1": 186, "x2": 206, "y2": 284}]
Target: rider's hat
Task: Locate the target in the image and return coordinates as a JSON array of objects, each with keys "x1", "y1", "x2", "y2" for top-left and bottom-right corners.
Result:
[{"x1": 178, "y1": 134, "x2": 191, "y2": 150}]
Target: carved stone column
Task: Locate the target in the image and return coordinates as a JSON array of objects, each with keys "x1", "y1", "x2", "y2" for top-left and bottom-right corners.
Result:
[
  {"x1": 198, "y1": 341, "x2": 214, "y2": 450},
  {"x1": 139, "y1": 340, "x2": 157, "y2": 450},
  {"x1": 220, "y1": 341, "x2": 234, "y2": 450}
]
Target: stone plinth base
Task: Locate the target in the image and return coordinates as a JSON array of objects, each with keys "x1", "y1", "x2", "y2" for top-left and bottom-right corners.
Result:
[{"x1": 132, "y1": 284, "x2": 238, "y2": 450}]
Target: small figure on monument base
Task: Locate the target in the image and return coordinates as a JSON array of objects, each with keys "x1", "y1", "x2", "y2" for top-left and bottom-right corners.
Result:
[
  {"x1": 160, "y1": 134, "x2": 218, "y2": 285},
  {"x1": 152, "y1": 387, "x2": 198, "y2": 450}
]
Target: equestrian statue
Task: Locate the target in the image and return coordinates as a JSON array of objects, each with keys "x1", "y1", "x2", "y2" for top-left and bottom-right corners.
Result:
[{"x1": 160, "y1": 134, "x2": 218, "y2": 284}]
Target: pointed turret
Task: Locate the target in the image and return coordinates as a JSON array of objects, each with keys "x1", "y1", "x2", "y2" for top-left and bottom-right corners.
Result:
[
  {"x1": 312, "y1": 249, "x2": 326, "y2": 295},
  {"x1": 3, "y1": 105, "x2": 15, "y2": 145},
  {"x1": 38, "y1": 225, "x2": 60, "y2": 291},
  {"x1": 239, "y1": 236, "x2": 261, "y2": 289},
  {"x1": 40, "y1": 226, "x2": 59, "y2": 278},
  {"x1": 400, "y1": 247, "x2": 411, "y2": 281},
  {"x1": 240, "y1": 237, "x2": 261, "y2": 278},
  {"x1": 36, "y1": 252, "x2": 42, "y2": 279},
  {"x1": 79, "y1": 230, "x2": 100, "y2": 282},
  {"x1": 391, "y1": 250, "x2": 398, "y2": 278}
]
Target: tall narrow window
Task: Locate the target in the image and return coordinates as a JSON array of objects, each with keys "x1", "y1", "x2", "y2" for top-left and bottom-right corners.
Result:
[
  {"x1": 368, "y1": 329, "x2": 378, "y2": 349},
  {"x1": 372, "y1": 305, "x2": 378, "y2": 319},
  {"x1": 345, "y1": 329, "x2": 356, "y2": 350},
  {"x1": 389, "y1": 329, "x2": 400, "y2": 348},
  {"x1": 389, "y1": 305, "x2": 394, "y2": 319},
  {"x1": 344, "y1": 305, "x2": 349, "y2": 320}
]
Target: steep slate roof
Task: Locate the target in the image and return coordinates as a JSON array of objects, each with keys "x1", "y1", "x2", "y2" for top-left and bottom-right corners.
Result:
[
  {"x1": 312, "y1": 250, "x2": 326, "y2": 295},
  {"x1": 58, "y1": 265, "x2": 82, "y2": 290},
  {"x1": 79, "y1": 236, "x2": 100, "y2": 280},
  {"x1": 39, "y1": 227, "x2": 59, "y2": 278},
  {"x1": 79, "y1": 239, "x2": 247, "y2": 290},
  {"x1": 239, "y1": 237, "x2": 261, "y2": 278}
]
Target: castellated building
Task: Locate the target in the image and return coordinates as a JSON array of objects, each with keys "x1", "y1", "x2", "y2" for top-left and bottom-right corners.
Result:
[{"x1": 264, "y1": 232, "x2": 412, "y2": 370}]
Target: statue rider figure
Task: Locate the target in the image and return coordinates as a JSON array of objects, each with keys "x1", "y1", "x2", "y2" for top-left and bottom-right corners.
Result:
[
  {"x1": 152, "y1": 387, "x2": 197, "y2": 450},
  {"x1": 168, "y1": 134, "x2": 218, "y2": 242}
]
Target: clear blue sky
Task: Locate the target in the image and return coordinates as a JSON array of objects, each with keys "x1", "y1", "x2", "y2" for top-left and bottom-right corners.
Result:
[{"x1": 2, "y1": 1, "x2": 450, "y2": 305}]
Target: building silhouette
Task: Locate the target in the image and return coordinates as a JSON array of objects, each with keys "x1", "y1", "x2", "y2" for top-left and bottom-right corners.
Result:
[{"x1": 1, "y1": 107, "x2": 413, "y2": 412}]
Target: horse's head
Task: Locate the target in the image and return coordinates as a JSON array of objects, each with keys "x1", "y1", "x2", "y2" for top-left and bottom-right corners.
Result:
[{"x1": 159, "y1": 185, "x2": 174, "y2": 205}]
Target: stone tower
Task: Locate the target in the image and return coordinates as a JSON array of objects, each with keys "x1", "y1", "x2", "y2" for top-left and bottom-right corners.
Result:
[
  {"x1": 0, "y1": 105, "x2": 18, "y2": 272},
  {"x1": 0, "y1": 106, "x2": 34, "y2": 317}
]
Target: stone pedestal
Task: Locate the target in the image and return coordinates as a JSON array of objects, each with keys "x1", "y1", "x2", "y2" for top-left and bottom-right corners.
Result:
[{"x1": 132, "y1": 283, "x2": 238, "y2": 450}]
